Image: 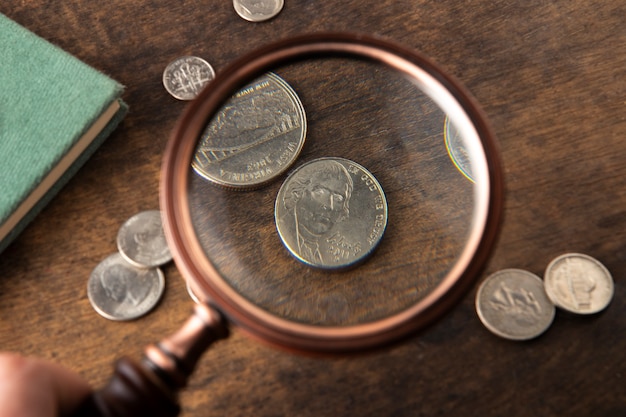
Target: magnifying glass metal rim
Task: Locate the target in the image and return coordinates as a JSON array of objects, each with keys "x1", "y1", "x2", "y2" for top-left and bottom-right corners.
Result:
[{"x1": 160, "y1": 32, "x2": 504, "y2": 353}]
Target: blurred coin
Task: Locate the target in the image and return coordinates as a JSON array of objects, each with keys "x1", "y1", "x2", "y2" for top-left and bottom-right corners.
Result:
[
  {"x1": 275, "y1": 157, "x2": 388, "y2": 270},
  {"x1": 544, "y1": 253, "x2": 614, "y2": 314},
  {"x1": 163, "y1": 56, "x2": 215, "y2": 100},
  {"x1": 192, "y1": 72, "x2": 306, "y2": 189},
  {"x1": 476, "y1": 269, "x2": 555, "y2": 341},
  {"x1": 444, "y1": 116, "x2": 474, "y2": 182},
  {"x1": 233, "y1": 0, "x2": 284, "y2": 22},
  {"x1": 88, "y1": 253, "x2": 165, "y2": 321},
  {"x1": 117, "y1": 210, "x2": 172, "y2": 268}
]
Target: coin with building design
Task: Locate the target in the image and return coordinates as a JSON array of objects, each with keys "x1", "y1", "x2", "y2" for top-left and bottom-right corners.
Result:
[
  {"x1": 476, "y1": 269, "x2": 555, "y2": 341},
  {"x1": 544, "y1": 253, "x2": 614, "y2": 314},
  {"x1": 192, "y1": 72, "x2": 306, "y2": 189}
]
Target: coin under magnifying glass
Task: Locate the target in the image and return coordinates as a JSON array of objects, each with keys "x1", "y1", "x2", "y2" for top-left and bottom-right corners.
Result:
[
  {"x1": 87, "y1": 253, "x2": 165, "y2": 321},
  {"x1": 444, "y1": 116, "x2": 474, "y2": 182},
  {"x1": 275, "y1": 157, "x2": 388, "y2": 270},
  {"x1": 117, "y1": 210, "x2": 172, "y2": 268},
  {"x1": 544, "y1": 253, "x2": 614, "y2": 314},
  {"x1": 192, "y1": 72, "x2": 306, "y2": 189},
  {"x1": 233, "y1": 0, "x2": 284, "y2": 22},
  {"x1": 163, "y1": 56, "x2": 216, "y2": 100},
  {"x1": 476, "y1": 269, "x2": 555, "y2": 341}
]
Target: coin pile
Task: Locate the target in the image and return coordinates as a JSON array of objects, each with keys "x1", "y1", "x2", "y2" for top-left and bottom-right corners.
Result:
[
  {"x1": 87, "y1": 210, "x2": 172, "y2": 321},
  {"x1": 476, "y1": 253, "x2": 614, "y2": 341}
]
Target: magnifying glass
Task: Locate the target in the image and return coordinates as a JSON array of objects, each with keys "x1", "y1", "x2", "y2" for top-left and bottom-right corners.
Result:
[{"x1": 77, "y1": 33, "x2": 504, "y2": 417}]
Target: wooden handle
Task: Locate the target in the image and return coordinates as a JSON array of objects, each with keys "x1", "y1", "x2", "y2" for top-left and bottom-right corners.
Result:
[{"x1": 73, "y1": 304, "x2": 229, "y2": 417}]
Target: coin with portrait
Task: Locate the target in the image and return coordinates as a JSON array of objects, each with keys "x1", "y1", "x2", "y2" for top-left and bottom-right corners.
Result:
[
  {"x1": 275, "y1": 157, "x2": 388, "y2": 270},
  {"x1": 117, "y1": 210, "x2": 172, "y2": 268},
  {"x1": 87, "y1": 253, "x2": 165, "y2": 321}
]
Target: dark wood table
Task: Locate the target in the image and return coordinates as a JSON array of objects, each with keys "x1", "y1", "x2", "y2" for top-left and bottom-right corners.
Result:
[{"x1": 1, "y1": 1, "x2": 624, "y2": 416}]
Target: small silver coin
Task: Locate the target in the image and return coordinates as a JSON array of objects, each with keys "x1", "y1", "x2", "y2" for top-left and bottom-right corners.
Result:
[
  {"x1": 275, "y1": 157, "x2": 388, "y2": 270},
  {"x1": 476, "y1": 269, "x2": 555, "y2": 341},
  {"x1": 117, "y1": 210, "x2": 172, "y2": 268},
  {"x1": 163, "y1": 56, "x2": 216, "y2": 100},
  {"x1": 192, "y1": 72, "x2": 306, "y2": 189},
  {"x1": 88, "y1": 253, "x2": 165, "y2": 321},
  {"x1": 544, "y1": 253, "x2": 614, "y2": 314},
  {"x1": 233, "y1": 0, "x2": 284, "y2": 22}
]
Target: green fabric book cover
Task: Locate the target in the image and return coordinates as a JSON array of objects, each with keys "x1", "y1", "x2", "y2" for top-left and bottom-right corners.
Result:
[{"x1": 0, "y1": 13, "x2": 128, "y2": 254}]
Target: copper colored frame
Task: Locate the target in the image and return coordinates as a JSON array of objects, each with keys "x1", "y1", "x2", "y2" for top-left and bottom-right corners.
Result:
[{"x1": 160, "y1": 33, "x2": 504, "y2": 354}]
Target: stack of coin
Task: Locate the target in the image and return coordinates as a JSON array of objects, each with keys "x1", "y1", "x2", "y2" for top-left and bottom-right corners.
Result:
[
  {"x1": 87, "y1": 210, "x2": 172, "y2": 321},
  {"x1": 476, "y1": 253, "x2": 614, "y2": 341}
]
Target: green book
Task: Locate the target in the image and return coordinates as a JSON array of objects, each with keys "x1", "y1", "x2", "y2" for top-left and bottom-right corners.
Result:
[{"x1": 0, "y1": 13, "x2": 128, "y2": 254}]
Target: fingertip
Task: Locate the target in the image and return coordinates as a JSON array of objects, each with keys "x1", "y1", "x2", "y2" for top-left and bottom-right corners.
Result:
[{"x1": 0, "y1": 352, "x2": 92, "y2": 417}]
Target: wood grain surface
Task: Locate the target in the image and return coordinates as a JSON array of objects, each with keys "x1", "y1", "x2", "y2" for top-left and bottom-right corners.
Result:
[{"x1": 1, "y1": 1, "x2": 624, "y2": 416}]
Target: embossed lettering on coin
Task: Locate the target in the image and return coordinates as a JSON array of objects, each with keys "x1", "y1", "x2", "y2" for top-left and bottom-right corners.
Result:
[
  {"x1": 233, "y1": 0, "x2": 284, "y2": 22},
  {"x1": 163, "y1": 56, "x2": 216, "y2": 100},
  {"x1": 275, "y1": 157, "x2": 388, "y2": 269},
  {"x1": 192, "y1": 72, "x2": 306, "y2": 189},
  {"x1": 117, "y1": 210, "x2": 172, "y2": 268},
  {"x1": 87, "y1": 253, "x2": 165, "y2": 321},
  {"x1": 544, "y1": 253, "x2": 614, "y2": 314},
  {"x1": 476, "y1": 269, "x2": 555, "y2": 341}
]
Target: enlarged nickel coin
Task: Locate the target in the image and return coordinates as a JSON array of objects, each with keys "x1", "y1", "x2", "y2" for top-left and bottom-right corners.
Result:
[
  {"x1": 163, "y1": 56, "x2": 216, "y2": 100},
  {"x1": 444, "y1": 116, "x2": 474, "y2": 182},
  {"x1": 476, "y1": 269, "x2": 555, "y2": 341},
  {"x1": 117, "y1": 210, "x2": 172, "y2": 268},
  {"x1": 88, "y1": 253, "x2": 165, "y2": 321},
  {"x1": 192, "y1": 72, "x2": 306, "y2": 189},
  {"x1": 275, "y1": 157, "x2": 388, "y2": 269},
  {"x1": 233, "y1": 0, "x2": 284, "y2": 22},
  {"x1": 544, "y1": 253, "x2": 614, "y2": 314}
]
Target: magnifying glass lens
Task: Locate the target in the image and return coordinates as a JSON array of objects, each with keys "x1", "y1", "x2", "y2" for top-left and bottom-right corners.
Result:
[{"x1": 163, "y1": 36, "x2": 501, "y2": 351}]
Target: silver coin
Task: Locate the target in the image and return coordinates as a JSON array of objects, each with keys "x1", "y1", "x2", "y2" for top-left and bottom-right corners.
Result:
[
  {"x1": 476, "y1": 269, "x2": 555, "y2": 341},
  {"x1": 87, "y1": 253, "x2": 165, "y2": 321},
  {"x1": 444, "y1": 116, "x2": 474, "y2": 182},
  {"x1": 192, "y1": 72, "x2": 306, "y2": 189},
  {"x1": 117, "y1": 210, "x2": 172, "y2": 268},
  {"x1": 544, "y1": 253, "x2": 614, "y2": 314},
  {"x1": 163, "y1": 56, "x2": 216, "y2": 100},
  {"x1": 233, "y1": 0, "x2": 284, "y2": 22},
  {"x1": 275, "y1": 157, "x2": 388, "y2": 269}
]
